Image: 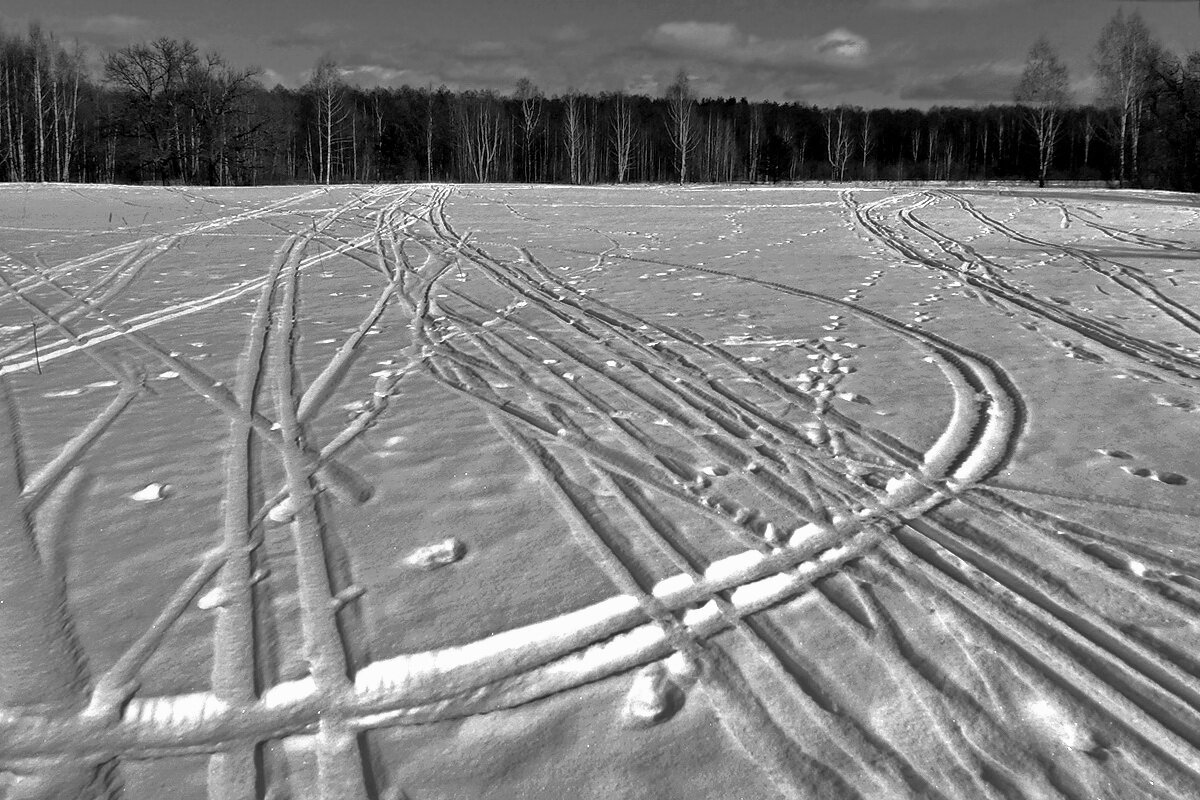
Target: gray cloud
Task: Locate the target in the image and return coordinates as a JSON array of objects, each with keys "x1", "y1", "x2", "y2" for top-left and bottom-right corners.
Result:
[
  {"x1": 45, "y1": 14, "x2": 158, "y2": 48},
  {"x1": 644, "y1": 20, "x2": 872, "y2": 69},
  {"x1": 78, "y1": 15, "x2": 153, "y2": 37},
  {"x1": 873, "y1": 0, "x2": 1028, "y2": 9},
  {"x1": 268, "y1": 21, "x2": 349, "y2": 48},
  {"x1": 899, "y1": 60, "x2": 1023, "y2": 102}
]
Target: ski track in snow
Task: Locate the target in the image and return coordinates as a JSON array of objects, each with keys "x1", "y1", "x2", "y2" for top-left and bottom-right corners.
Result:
[{"x1": 1, "y1": 184, "x2": 1200, "y2": 799}]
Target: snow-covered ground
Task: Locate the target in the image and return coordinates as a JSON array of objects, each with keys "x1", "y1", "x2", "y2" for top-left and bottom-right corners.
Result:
[{"x1": 2, "y1": 182, "x2": 1199, "y2": 798}]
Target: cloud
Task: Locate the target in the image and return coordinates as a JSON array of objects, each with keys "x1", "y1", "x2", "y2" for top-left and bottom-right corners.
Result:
[
  {"x1": 649, "y1": 21, "x2": 747, "y2": 53},
  {"x1": 458, "y1": 40, "x2": 511, "y2": 58},
  {"x1": 77, "y1": 15, "x2": 153, "y2": 37},
  {"x1": 899, "y1": 61, "x2": 1024, "y2": 102},
  {"x1": 268, "y1": 21, "x2": 348, "y2": 48},
  {"x1": 46, "y1": 14, "x2": 157, "y2": 48},
  {"x1": 258, "y1": 68, "x2": 292, "y2": 89},
  {"x1": 816, "y1": 29, "x2": 870, "y2": 61},
  {"x1": 874, "y1": 0, "x2": 1023, "y2": 9},
  {"x1": 547, "y1": 24, "x2": 589, "y2": 45},
  {"x1": 645, "y1": 21, "x2": 871, "y2": 69}
]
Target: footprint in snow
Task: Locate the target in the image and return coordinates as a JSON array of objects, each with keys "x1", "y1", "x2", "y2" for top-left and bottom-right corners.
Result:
[
  {"x1": 1153, "y1": 394, "x2": 1199, "y2": 412},
  {"x1": 1121, "y1": 465, "x2": 1189, "y2": 486},
  {"x1": 131, "y1": 483, "x2": 170, "y2": 502},
  {"x1": 621, "y1": 662, "x2": 683, "y2": 729},
  {"x1": 836, "y1": 392, "x2": 871, "y2": 405},
  {"x1": 404, "y1": 538, "x2": 466, "y2": 570}
]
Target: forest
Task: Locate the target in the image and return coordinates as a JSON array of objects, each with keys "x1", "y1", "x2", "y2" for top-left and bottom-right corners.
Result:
[{"x1": 1, "y1": 11, "x2": 1198, "y2": 191}]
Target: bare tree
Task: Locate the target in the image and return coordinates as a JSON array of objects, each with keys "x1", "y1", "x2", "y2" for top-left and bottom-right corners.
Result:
[
  {"x1": 777, "y1": 122, "x2": 806, "y2": 180},
  {"x1": 456, "y1": 90, "x2": 503, "y2": 182},
  {"x1": 1095, "y1": 9, "x2": 1158, "y2": 185},
  {"x1": 1, "y1": 37, "x2": 25, "y2": 180},
  {"x1": 1081, "y1": 112, "x2": 1095, "y2": 168},
  {"x1": 823, "y1": 106, "x2": 854, "y2": 181},
  {"x1": 1015, "y1": 37, "x2": 1070, "y2": 188},
  {"x1": 29, "y1": 25, "x2": 48, "y2": 181},
  {"x1": 563, "y1": 89, "x2": 584, "y2": 184},
  {"x1": 747, "y1": 103, "x2": 763, "y2": 182},
  {"x1": 514, "y1": 77, "x2": 542, "y2": 182},
  {"x1": 104, "y1": 37, "x2": 200, "y2": 182},
  {"x1": 303, "y1": 57, "x2": 347, "y2": 185},
  {"x1": 860, "y1": 109, "x2": 875, "y2": 178},
  {"x1": 181, "y1": 52, "x2": 261, "y2": 185},
  {"x1": 425, "y1": 83, "x2": 435, "y2": 181},
  {"x1": 665, "y1": 69, "x2": 698, "y2": 183},
  {"x1": 52, "y1": 42, "x2": 85, "y2": 180},
  {"x1": 611, "y1": 92, "x2": 634, "y2": 183}
]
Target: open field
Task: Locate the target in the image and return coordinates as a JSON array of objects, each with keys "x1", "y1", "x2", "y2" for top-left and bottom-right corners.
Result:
[{"x1": 2, "y1": 182, "x2": 1200, "y2": 798}]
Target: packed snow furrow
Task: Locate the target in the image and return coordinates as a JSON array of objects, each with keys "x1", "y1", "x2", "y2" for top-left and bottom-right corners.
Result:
[
  {"x1": 438, "y1": 293, "x2": 835, "y2": 548},
  {"x1": 1080, "y1": 217, "x2": 1196, "y2": 253},
  {"x1": 0, "y1": 255, "x2": 374, "y2": 505},
  {"x1": 523, "y1": 417, "x2": 920, "y2": 796},
  {"x1": 425, "y1": 355, "x2": 779, "y2": 554},
  {"x1": 826, "y1": 566, "x2": 1061, "y2": 799},
  {"x1": 860, "y1": 551, "x2": 1152, "y2": 799},
  {"x1": 0, "y1": 524, "x2": 911, "y2": 759},
  {"x1": 730, "y1": 606, "x2": 959, "y2": 800},
  {"x1": 17, "y1": 378, "x2": 142, "y2": 513},
  {"x1": 0, "y1": 265, "x2": 138, "y2": 384},
  {"x1": 974, "y1": 485, "x2": 1200, "y2": 593},
  {"x1": 0, "y1": 187, "x2": 421, "y2": 376},
  {"x1": 270, "y1": 243, "x2": 370, "y2": 798},
  {"x1": 204, "y1": 235, "x2": 295, "y2": 800},
  {"x1": 852, "y1": 192, "x2": 1200, "y2": 385},
  {"x1": 908, "y1": 512, "x2": 1200, "y2": 740},
  {"x1": 0, "y1": 236, "x2": 169, "y2": 361},
  {"x1": 606, "y1": 245, "x2": 1023, "y2": 500},
  {"x1": 382, "y1": 187, "x2": 1022, "y2": 714},
  {"x1": 0, "y1": 187, "x2": 331, "y2": 302},
  {"x1": 419, "y1": 209, "x2": 846, "y2": 543},
  {"x1": 32, "y1": 200, "x2": 413, "y2": 730},
  {"x1": 939, "y1": 192, "x2": 1200, "y2": 363},
  {"x1": 449, "y1": 188, "x2": 1018, "y2": 505},
  {"x1": 427, "y1": 214, "x2": 932, "y2": 539},
  {"x1": 888, "y1": 529, "x2": 1200, "y2": 783},
  {"x1": 966, "y1": 490, "x2": 1200, "y2": 614}
]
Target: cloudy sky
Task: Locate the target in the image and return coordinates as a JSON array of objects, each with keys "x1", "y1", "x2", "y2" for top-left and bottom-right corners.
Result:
[{"x1": 2, "y1": 0, "x2": 1198, "y2": 107}]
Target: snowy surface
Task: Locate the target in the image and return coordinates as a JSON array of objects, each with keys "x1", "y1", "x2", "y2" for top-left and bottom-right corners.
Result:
[{"x1": 2, "y1": 182, "x2": 1200, "y2": 798}]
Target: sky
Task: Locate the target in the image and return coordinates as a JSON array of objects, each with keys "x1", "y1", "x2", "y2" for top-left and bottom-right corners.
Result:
[{"x1": 2, "y1": 0, "x2": 1199, "y2": 108}]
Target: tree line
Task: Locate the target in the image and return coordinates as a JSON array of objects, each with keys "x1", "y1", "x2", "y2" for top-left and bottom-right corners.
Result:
[{"x1": 1, "y1": 11, "x2": 1198, "y2": 191}]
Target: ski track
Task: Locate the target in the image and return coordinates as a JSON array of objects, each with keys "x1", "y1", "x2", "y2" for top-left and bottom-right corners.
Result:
[{"x1": 1, "y1": 184, "x2": 1198, "y2": 799}]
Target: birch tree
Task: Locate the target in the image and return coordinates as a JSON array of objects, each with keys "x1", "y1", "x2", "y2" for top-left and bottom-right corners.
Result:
[
  {"x1": 611, "y1": 91, "x2": 634, "y2": 183},
  {"x1": 1015, "y1": 37, "x2": 1070, "y2": 188},
  {"x1": 563, "y1": 89, "x2": 584, "y2": 184},
  {"x1": 747, "y1": 103, "x2": 763, "y2": 182},
  {"x1": 823, "y1": 106, "x2": 854, "y2": 181},
  {"x1": 304, "y1": 57, "x2": 347, "y2": 184},
  {"x1": 1095, "y1": 10, "x2": 1158, "y2": 186},
  {"x1": 456, "y1": 90, "x2": 503, "y2": 182},
  {"x1": 860, "y1": 109, "x2": 875, "y2": 178},
  {"x1": 515, "y1": 78, "x2": 542, "y2": 182},
  {"x1": 665, "y1": 69, "x2": 697, "y2": 183}
]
